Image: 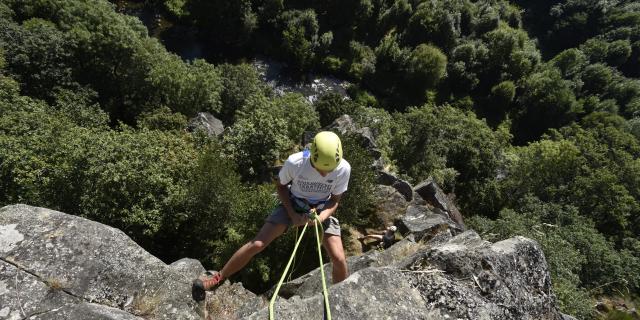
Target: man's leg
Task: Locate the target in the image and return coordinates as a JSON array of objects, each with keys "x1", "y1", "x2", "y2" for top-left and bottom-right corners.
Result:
[
  {"x1": 323, "y1": 234, "x2": 348, "y2": 283},
  {"x1": 219, "y1": 222, "x2": 287, "y2": 279}
]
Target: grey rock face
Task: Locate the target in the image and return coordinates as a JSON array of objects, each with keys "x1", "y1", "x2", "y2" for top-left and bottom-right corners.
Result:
[
  {"x1": 377, "y1": 171, "x2": 414, "y2": 202},
  {"x1": 205, "y1": 281, "x2": 267, "y2": 320},
  {"x1": 226, "y1": 231, "x2": 565, "y2": 320},
  {"x1": 0, "y1": 205, "x2": 200, "y2": 320},
  {"x1": 272, "y1": 238, "x2": 424, "y2": 300},
  {"x1": 399, "y1": 205, "x2": 458, "y2": 242},
  {"x1": 28, "y1": 303, "x2": 145, "y2": 320},
  {"x1": 405, "y1": 235, "x2": 562, "y2": 320},
  {"x1": 247, "y1": 267, "x2": 430, "y2": 320},
  {"x1": 186, "y1": 112, "x2": 224, "y2": 136},
  {"x1": 323, "y1": 115, "x2": 358, "y2": 135},
  {"x1": 0, "y1": 201, "x2": 572, "y2": 320},
  {"x1": 414, "y1": 179, "x2": 465, "y2": 229},
  {"x1": 169, "y1": 258, "x2": 206, "y2": 280},
  {"x1": 372, "y1": 185, "x2": 409, "y2": 226}
]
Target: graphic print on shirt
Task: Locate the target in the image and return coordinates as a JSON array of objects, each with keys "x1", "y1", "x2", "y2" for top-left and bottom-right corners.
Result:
[{"x1": 296, "y1": 179, "x2": 332, "y2": 194}]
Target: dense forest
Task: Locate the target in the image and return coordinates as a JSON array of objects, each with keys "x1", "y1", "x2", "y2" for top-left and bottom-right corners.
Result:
[{"x1": 1, "y1": 0, "x2": 640, "y2": 318}]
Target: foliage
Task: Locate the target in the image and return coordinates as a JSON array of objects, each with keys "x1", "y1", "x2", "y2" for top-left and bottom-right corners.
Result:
[
  {"x1": 137, "y1": 106, "x2": 187, "y2": 131},
  {"x1": 390, "y1": 104, "x2": 510, "y2": 214},
  {"x1": 223, "y1": 102, "x2": 290, "y2": 181},
  {"x1": 225, "y1": 92, "x2": 318, "y2": 180},
  {"x1": 332, "y1": 133, "x2": 377, "y2": 228},
  {"x1": 513, "y1": 67, "x2": 579, "y2": 143},
  {"x1": 146, "y1": 58, "x2": 223, "y2": 117},
  {"x1": 0, "y1": 0, "x2": 224, "y2": 124},
  {"x1": 0, "y1": 18, "x2": 75, "y2": 101},
  {"x1": 186, "y1": 0, "x2": 257, "y2": 54},
  {"x1": 406, "y1": 44, "x2": 447, "y2": 97},
  {"x1": 313, "y1": 92, "x2": 357, "y2": 127},
  {"x1": 278, "y1": 9, "x2": 319, "y2": 72},
  {"x1": 0, "y1": 93, "x2": 197, "y2": 253},
  {"x1": 218, "y1": 63, "x2": 266, "y2": 124}
]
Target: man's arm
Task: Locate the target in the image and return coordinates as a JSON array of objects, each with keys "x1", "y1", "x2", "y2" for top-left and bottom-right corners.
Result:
[
  {"x1": 316, "y1": 193, "x2": 343, "y2": 223},
  {"x1": 276, "y1": 182, "x2": 307, "y2": 226}
]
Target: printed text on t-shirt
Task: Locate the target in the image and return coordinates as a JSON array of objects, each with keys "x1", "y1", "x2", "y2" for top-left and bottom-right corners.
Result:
[{"x1": 296, "y1": 180, "x2": 332, "y2": 194}]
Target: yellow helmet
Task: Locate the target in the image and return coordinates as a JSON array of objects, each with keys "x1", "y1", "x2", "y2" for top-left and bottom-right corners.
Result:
[{"x1": 310, "y1": 131, "x2": 343, "y2": 171}]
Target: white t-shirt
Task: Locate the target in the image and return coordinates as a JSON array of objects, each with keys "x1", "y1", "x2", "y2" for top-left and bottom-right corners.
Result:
[{"x1": 279, "y1": 151, "x2": 351, "y2": 203}]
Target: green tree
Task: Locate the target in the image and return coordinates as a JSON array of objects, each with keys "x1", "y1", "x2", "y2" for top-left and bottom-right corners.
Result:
[
  {"x1": 607, "y1": 39, "x2": 632, "y2": 67},
  {"x1": 218, "y1": 63, "x2": 266, "y2": 124},
  {"x1": 137, "y1": 106, "x2": 188, "y2": 131},
  {"x1": 406, "y1": 44, "x2": 447, "y2": 102},
  {"x1": 226, "y1": 92, "x2": 318, "y2": 179},
  {"x1": 501, "y1": 139, "x2": 583, "y2": 205},
  {"x1": 0, "y1": 18, "x2": 76, "y2": 101},
  {"x1": 580, "y1": 63, "x2": 614, "y2": 95},
  {"x1": 224, "y1": 107, "x2": 290, "y2": 180},
  {"x1": 448, "y1": 40, "x2": 488, "y2": 94},
  {"x1": 52, "y1": 87, "x2": 109, "y2": 129},
  {"x1": 188, "y1": 0, "x2": 257, "y2": 52},
  {"x1": 390, "y1": 104, "x2": 510, "y2": 213},
  {"x1": 346, "y1": 41, "x2": 375, "y2": 80},
  {"x1": 3, "y1": 0, "x2": 224, "y2": 124},
  {"x1": 278, "y1": 9, "x2": 319, "y2": 72},
  {"x1": 377, "y1": 0, "x2": 412, "y2": 35},
  {"x1": 513, "y1": 68, "x2": 579, "y2": 143},
  {"x1": 365, "y1": 33, "x2": 411, "y2": 106},
  {"x1": 405, "y1": 1, "x2": 460, "y2": 49},
  {"x1": 550, "y1": 48, "x2": 588, "y2": 78},
  {"x1": 313, "y1": 92, "x2": 357, "y2": 127},
  {"x1": 482, "y1": 24, "x2": 540, "y2": 82},
  {"x1": 490, "y1": 80, "x2": 516, "y2": 113},
  {"x1": 146, "y1": 58, "x2": 223, "y2": 117}
]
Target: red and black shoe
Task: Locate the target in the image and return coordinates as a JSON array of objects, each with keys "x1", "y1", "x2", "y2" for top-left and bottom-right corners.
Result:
[{"x1": 192, "y1": 270, "x2": 223, "y2": 301}]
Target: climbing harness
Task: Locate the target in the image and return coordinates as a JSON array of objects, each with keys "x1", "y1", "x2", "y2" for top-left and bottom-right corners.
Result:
[{"x1": 269, "y1": 209, "x2": 332, "y2": 320}]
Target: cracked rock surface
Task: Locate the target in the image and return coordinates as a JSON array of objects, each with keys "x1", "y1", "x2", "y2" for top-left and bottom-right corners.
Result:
[
  {"x1": 0, "y1": 204, "x2": 200, "y2": 320},
  {"x1": 207, "y1": 230, "x2": 567, "y2": 319}
]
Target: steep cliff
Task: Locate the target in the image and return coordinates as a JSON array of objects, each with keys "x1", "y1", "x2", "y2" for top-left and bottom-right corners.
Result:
[{"x1": 0, "y1": 202, "x2": 573, "y2": 319}]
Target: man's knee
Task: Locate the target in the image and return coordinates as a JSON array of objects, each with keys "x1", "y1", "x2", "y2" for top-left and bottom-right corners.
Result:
[
  {"x1": 330, "y1": 253, "x2": 347, "y2": 265},
  {"x1": 327, "y1": 246, "x2": 347, "y2": 267},
  {"x1": 248, "y1": 239, "x2": 268, "y2": 253}
]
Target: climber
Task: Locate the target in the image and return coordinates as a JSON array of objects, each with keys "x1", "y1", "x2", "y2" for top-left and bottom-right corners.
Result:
[
  {"x1": 192, "y1": 131, "x2": 351, "y2": 301},
  {"x1": 358, "y1": 225, "x2": 397, "y2": 249}
]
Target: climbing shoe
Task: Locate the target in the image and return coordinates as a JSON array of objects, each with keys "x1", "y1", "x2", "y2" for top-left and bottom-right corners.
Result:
[{"x1": 192, "y1": 270, "x2": 222, "y2": 301}]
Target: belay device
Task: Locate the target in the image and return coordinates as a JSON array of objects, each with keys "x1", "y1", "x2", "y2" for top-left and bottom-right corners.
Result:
[{"x1": 268, "y1": 213, "x2": 332, "y2": 319}]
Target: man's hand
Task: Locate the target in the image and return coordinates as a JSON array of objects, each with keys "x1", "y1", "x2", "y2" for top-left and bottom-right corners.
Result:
[
  {"x1": 290, "y1": 211, "x2": 309, "y2": 227},
  {"x1": 305, "y1": 208, "x2": 322, "y2": 226}
]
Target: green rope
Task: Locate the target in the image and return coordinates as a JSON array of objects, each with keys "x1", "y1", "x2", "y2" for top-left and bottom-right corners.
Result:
[
  {"x1": 269, "y1": 211, "x2": 332, "y2": 320},
  {"x1": 269, "y1": 223, "x2": 308, "y2": 320},
  {"x1": 287, "y1": 226, "x2": 309, "y2": 282},
  {"x1": 313, "y1": 214, "x2": 332, "y2": 320}
]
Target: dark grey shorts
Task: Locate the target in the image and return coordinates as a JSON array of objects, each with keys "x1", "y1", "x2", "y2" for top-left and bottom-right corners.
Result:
[{"x1": 265, "y1": 205, "x2": 341, "y2": 236}]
